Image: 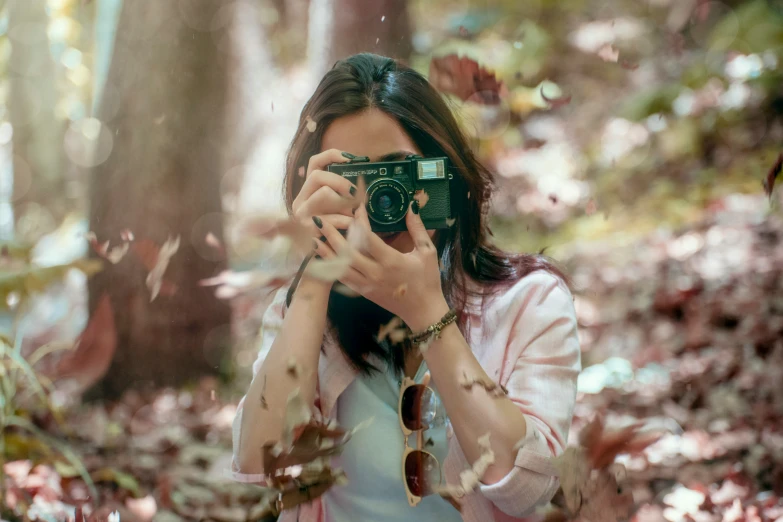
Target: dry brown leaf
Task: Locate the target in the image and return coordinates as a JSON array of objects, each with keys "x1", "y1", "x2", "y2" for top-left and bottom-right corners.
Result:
[
  {"x1": 377, "y1": 316, "x2": 407, "y2": 345},
  {"x1": 413, "y1": 190, "x2": 430, "y2": 209},
  {"x1": 762, "y1": 152, "x2": 782, "y2": 199},
  {"x1": 597, "y1": 44, "x2": 620, "y2": 63},
  {"x1": 434, "y1": 433, "x2": 495, "y2": 500},
  {"x1": 428, "y1": 54, "x2": 507, "y2": 104},
  {"x1": 49, "y1": 294, "x2": 116, "y2": 394},
  {"x1": 459, "y1": 371, "x2": 508, "y2": 397},
  {"x1": 145, "y1": 235, "x2": 180, "y2": 302}
]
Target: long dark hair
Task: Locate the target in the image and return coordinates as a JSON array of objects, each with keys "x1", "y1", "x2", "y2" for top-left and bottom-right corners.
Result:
[{"x1": 283, "y1": 53, "x2": 571, "y2": 375}]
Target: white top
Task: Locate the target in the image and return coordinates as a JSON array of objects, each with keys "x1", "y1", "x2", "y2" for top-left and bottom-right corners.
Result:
[{"x1": 322, "y1": 358, "x2": 462, "y2": 522}]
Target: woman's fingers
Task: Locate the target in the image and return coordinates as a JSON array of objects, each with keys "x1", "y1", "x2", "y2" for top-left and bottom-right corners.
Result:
[
  {"x1": 405, "y1": 202, "x2": 434, "y2": 252},
  {"x1": 306, "y1": 214, "x2": 352, "y2": 238},
  {"x1": 297, "y1": 184, "x2": 356, "y2": 218},
  {"x1": 317, "y1": 214, "x2": 382, "y2": 280},
  {"x1": 313, "y1": 236, "x2": 336, "y2": 259},
  {"x1": 297, "y1": 170, "x2": 357, "y2": 205},
  {"x1": 354, "y1": 204, "x2": 391, "y2": 260},
  {"x1": 306, "y1": 148, "x2": 350, "y2": 177}
]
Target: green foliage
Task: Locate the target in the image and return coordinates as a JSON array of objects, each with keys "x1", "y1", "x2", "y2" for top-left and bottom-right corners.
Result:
[{"x1": 0, "y1": 259, "x2": 104, "y2": 506}]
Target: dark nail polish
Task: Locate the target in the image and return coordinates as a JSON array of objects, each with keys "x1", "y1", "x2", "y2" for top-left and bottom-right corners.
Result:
[
  {"x1": 349, "y1": 186, "x2": 357, "y2": 196},
  {"x1": 320, "y1": 236, "x2": 326, "y2": 242},
  {"x1": 341, "y1": 151, "x2": 356, "y2": 160},
  {"x1": 312, "y1": 216, "x2": 323, "y2": 228},
  {"x1": 314, "y1": 254, "x2": 322, "y2": 260},
  {"x1": 411, "y1": 201, "x2": 420, "y2": 215}
]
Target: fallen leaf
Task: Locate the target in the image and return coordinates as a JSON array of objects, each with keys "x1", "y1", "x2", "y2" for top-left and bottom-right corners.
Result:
[
  {"x1": 306, "y1": 116, "x2": 317, "y2": 132},
  {"x1": 125, "y1": 494, "x2": 157, "y2": 522},
  {"x1": 428, "y1": 54, "x2": 507, "y2": 105}
]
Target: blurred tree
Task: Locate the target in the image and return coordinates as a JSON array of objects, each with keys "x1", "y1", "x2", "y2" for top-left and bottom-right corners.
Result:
[
  {"x1": 87, "y1": 0, "x2": 231, "y2": 399},
  {"x1": 7, "y1": 0, "x2": 66, "y2": 230},
  {"x1": 308, "y1": 0, "x2": 412, "y2": 79}
]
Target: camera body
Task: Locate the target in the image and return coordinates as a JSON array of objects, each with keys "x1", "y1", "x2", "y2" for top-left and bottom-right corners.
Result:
[{"x1": 327, "y1": 156, "x2": 453, "y2": 233}]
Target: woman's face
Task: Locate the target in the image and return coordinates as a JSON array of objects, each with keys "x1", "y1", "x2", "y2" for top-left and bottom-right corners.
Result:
[{"x1": 321, "y1": 108, "x2": 437, "y2": 254}]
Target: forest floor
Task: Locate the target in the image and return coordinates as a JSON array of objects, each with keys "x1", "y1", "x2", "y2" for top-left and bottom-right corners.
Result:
[{"x1": 4, "y1": 190, "x2": 782, "y2": 522}]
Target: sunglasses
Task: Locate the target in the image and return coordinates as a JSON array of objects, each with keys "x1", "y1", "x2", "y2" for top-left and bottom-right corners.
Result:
[{"x1": 398, "y1": 374, "x2": 443, "y2": 507}]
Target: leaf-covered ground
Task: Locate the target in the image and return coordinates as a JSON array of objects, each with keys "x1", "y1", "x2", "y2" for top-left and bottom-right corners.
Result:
[{"x1": 4, "y1": 190, "x2": 782, "y2": 522}]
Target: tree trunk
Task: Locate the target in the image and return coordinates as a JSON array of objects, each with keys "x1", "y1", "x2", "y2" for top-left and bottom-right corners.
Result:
[
  {"x1": 87, "y1": 0, "x2": 231, "y2": 399},
  {"x1": 308, "y1": 0, "x2": 412, "y2": 80},
  {"x1": 7, "y1": 0, "x2": 66, "y2": 233}
]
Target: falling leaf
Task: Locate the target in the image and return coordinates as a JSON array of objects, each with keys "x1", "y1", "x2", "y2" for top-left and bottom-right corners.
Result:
[
  {"x1": 434, "y1": 433, "x2": 495, "y2": 499},
  {"x1": 586, "y1": 199, "x2": 598, "y2": 216},
  {"x1": 762, "y1": 152, "x2": 782, "y2": 199},
  {"x1": 105, "y1": 242, "x2": 130, "y2": 264},
  {"x1": 446, "y1": 218, "x2": 456, "y2": 227},
  {"x1": 305, "y1": 255, "x2": 351, "y2": 282},
  {"x1": 597, "y1": 44, "x2": 620, "y2": 63},
  {"x1": 414, "y1": 190, "x2": 430, "y2": 209},
  {"x1": 377, "y1": 316, "x2": 406, "y2": 344},
  {"x1": 428, "y1": 54, "x2": 507, "y2": 105},
  {"x1": 306, "y1": 116, "x2": 317, "y2": 132},
  {"x1": 145, "y1": 235, "x2": 180, "y2": 302},
  {"x1": 458, "y1": 25, "x2": 469, "y2": 37},
  {"x1": 120, "y1": 229, "x2": 135, "y2": 241},
  {"x1": 540, "y1": 86, "x2": 571, "y2": 109},
  {"x1": 48, "y1": 294, "x2": 117, "y2": 395},
  {"x1": 205, "y1": 232, "x2": 223, "y2": 250},
  {"x1": 459, "y1": 371, "x2": 508, "y2": 397},
  {"x1": 620, "y1": 59, "x2": 639, "y2": 70}
]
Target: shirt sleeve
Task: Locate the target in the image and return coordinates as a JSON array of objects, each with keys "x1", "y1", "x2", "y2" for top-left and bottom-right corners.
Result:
[
  {"x1": 478, "y1": 272, "x2": 582, "y2": 517},
  {"x1": 228, "y1": 285, "x2": 290, "y2": 484}
]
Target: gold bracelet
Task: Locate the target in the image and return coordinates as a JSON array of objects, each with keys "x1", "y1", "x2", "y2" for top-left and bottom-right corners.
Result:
[{"x1": 409, "y1": 308, "x2": 458, "y2": 345}]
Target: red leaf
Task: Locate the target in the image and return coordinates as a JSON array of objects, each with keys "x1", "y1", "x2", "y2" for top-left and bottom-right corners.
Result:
[
  {"x1": 428, "y1": 54, "x2": 507, "y2": 105},
  {"x1": 762, "y1": 152, "x2": 783, "y2": 199},
  {"x1": 51, "y1": 294, "x2": 117, "y2": 394}
]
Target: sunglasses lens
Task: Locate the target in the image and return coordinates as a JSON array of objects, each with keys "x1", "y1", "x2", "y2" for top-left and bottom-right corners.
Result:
[
  {"x1": 405, "y1": 450, "x2": 440, "y2": 497},
  {"x1": 401, "y1": 385, "x2": 437, "y2": 431}
]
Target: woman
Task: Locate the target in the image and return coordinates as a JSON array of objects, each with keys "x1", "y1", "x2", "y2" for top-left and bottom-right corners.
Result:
[{"x1": 231, "y1": 53, "x2": 581, "y2": 522}]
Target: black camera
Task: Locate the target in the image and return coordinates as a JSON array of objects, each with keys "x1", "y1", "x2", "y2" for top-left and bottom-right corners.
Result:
[{"x1": 327, "y1": 155, "x2": 454, "y2": 232}]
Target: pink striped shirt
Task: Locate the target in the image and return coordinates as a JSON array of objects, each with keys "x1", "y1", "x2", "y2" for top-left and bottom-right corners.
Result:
[{"x1": 230, "y1": 269, "x2": 581, "y2": 521}]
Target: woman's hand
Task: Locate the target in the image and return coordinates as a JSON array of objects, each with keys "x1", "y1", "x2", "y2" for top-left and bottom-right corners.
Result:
[
  {"x1": 313, "y1": 203, "x2": 450, "y2": 330},
  {"x1": 291, "y1": 149, "x2": 360, "y2": 239}
]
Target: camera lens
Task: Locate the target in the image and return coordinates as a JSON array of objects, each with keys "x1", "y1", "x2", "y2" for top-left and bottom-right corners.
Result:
[
  {"x1": 366, "y1": 179, "x2": 409, "y2": 225},
  {"x1": 378, "y1": 195, "x2": 393, "y2": 211}
]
